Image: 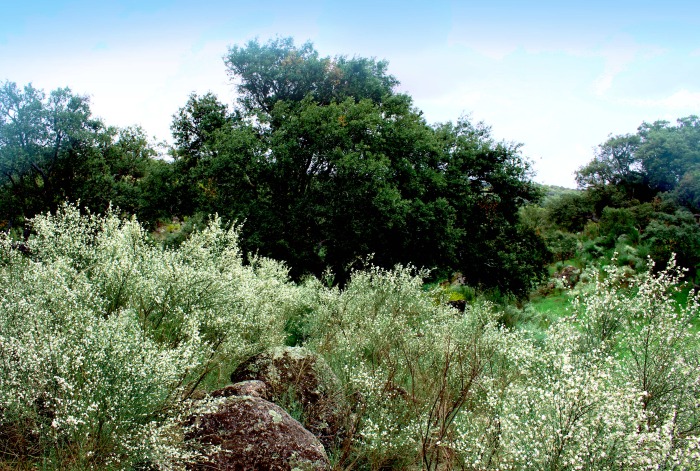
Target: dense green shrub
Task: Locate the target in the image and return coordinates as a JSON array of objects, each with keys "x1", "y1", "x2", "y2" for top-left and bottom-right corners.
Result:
[
  {"x1": 544, "y1": 230, "x2": 579, "y2": 261},
  {"x1": 642, "y1": 209, "x2": 700, "y2": 274},
  {"x1": 675, "y1": 166, "x2": 700, "y2": 211},
  {"x1": 630, "y1": 202, "x2": 658, "y2": 229},
  {"x1": 599, "y1": 206, "x2": 640, "y2": 246},
  {"x1": 545, "y1": 192, "x2": 595, "y2": 233}
]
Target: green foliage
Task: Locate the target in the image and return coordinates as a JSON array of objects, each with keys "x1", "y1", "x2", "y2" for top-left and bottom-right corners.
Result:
[
  {"x1": 169, "y1": 39, "x2": 548, "y2": 296},
  {"x1": 559, "y1": 117, "x2": 700, "y2": 279},
  {"x1": 519, "y1": 203, "x2": 551, "y2": 234},
  {"x1": 674, "y1": 166, "x2": 700, "y2": 211},
  {"x1": 577, "y1": 115, "x2": 700, "y2": 209},
  {"x1": 544, "y1": 230, "x2": 579, "y2": 262},
  {"x1": 0, "y1": 81, "x2": 99, "y2": 223},
  {"x1": 532, "y1": 167, "x2": 699, "y2": 290},
  {"x1": 598, "y1": 206, "x2": 640, "y2": 246},
  {"x1": 137, "y1": 157, "x2": 178, "y2": 223},
  {"x1": 527, "y1": 291, "x2": 573, "y2": 330},
  {"x1": 224, "y1": 37, "x2": 398, "y2": 114},
  {"x1": 545, "y1": 191, "x2": 594, "y2": 233},
  {"x1": 0, "y1": 81, "x2": 165, "y2": 227},
  {"x1": 637, "y1": 116, "x2": 700, "y2": 194},
  {"x1": 446, "y1": 284, "x2": 476, "y2": 302},
  {"x1": 576, "y1": 133, "x2": 643, "y2": 189},
  {"x1": 152, "y1": 213, "x2": 208, "y2": 249},
  {"x1": 642, "y1": 209, "x2": 700, "y2": 273},
  {"x1": 3, "y1": 37, "x2": 550, "y2": 298},
  {"x1": 171, "y1": 92, "x2": 230, "y2": 165}
]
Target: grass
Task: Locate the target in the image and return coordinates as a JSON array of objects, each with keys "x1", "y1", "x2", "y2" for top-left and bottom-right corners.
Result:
[
  {"x1": 529, "y1": 290, "x2": 573, "y2": 319},
  {"x1": 518, "y1": 290, "x2": 574, "y2": 341}
]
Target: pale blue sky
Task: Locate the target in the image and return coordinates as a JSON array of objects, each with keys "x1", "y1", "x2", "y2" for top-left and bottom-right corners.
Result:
[{"x1": 2, "y1": 0, "x2": 699, "y2": 186}]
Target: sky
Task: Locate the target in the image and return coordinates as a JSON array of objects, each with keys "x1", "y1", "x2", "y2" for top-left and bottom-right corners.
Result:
[{"x1": 1, "y1": 0, "x2": 699, "y2": 187}]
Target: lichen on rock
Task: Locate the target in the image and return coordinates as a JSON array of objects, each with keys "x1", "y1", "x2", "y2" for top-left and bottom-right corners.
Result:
[
  {"x1": 230, "y1": 347, "x2": 348, "y2": 450},
  {"x1": 185, "y1": 395, "x2": 329, "y2": 470}
]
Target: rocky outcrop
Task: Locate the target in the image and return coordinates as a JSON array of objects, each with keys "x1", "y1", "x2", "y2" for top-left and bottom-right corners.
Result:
[
  {"x1": 230, "y1": 347, "x2": 347, "y2": 449},
  {"x1": 185, "y1": 395, "x2": 329, "y2": 470}
]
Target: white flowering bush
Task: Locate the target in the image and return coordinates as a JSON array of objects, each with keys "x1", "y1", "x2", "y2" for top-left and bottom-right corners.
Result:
[
  {"x1": 573, "y1": 256, "x2": 700, "y2": 469},
  {"x1": 303, "y1": 266, "x2": 516, "y2": 469},
  {"x1": 302, "y1": 259, "x2": 699, "y2": 470},
  {"x1": 0, "y1": 204, "x2": 299, "y2": 469},
  {"x1": 497, "y1": 324, "x2": 643, "y2": 470},
  {"x1": 1, "y1": 204, "x2": 698, "y2": 470},
  {"x1": 491, "y1": 257, "x2": 700, "y2": 470}
]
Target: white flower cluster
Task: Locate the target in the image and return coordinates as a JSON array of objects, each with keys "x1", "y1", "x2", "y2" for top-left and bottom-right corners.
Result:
[
  {"x1": 490, "y1": 256, "x2": 700, "y2": 470},
  {"x1": 0, "y1": 204, "x2": 300, "y2": 469}
]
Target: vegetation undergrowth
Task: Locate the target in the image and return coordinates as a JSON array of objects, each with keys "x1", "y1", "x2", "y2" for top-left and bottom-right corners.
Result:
[
  {"x1": 0, "y1": 204, "x2": 301, "y2": 469},
  {"x1": 1, "y1": 204, "x2": 698, "y2": 470}
]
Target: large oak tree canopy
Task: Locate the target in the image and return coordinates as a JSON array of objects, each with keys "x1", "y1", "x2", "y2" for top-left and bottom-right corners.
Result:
[
  {"x1": 172, "y1": 37, "x2": 548, "y2": 294},
  {"x1": 225, "y1": 37, "x2": 399, "y2": 113}
]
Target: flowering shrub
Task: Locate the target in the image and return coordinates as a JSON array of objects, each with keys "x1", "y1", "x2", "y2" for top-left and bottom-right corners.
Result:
[
  {"x1": 303, "y1": 260, "x2": 699, "y2": 470},
  {"x1": 490, "y1": 256, "x2": 700, "y2": 470},
  {"x1": 302, "y1": 266, "x2": 516, "y2": 469},
  {"x1": 1, "y1": 204, "x2": 698, "y2": 470},
  {"x1": 573, "y1": 256, "x2": 700, "y2": 469},
  {"x1": 497, "y1": 324, "x2": 643, "y2": 470},
  {"x1": 0, "y1": 204, "x2": 298, "y2": 468}
]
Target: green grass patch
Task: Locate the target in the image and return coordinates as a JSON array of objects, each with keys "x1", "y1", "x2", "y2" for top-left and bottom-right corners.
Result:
[{"x1": 529, "y1": 291, "x2": 573, "y2": 318}]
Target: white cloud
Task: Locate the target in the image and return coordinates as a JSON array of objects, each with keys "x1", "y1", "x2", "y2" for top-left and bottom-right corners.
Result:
[
  {"x1": 623, "y1": 89, "x2": 700, "y2": 110},
  {"x1": 591, "y1": 34, "x2": 648, "y2": 96},
  {"x1": 7, "y1": 37, "x2": 239, "y2": 143}
]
